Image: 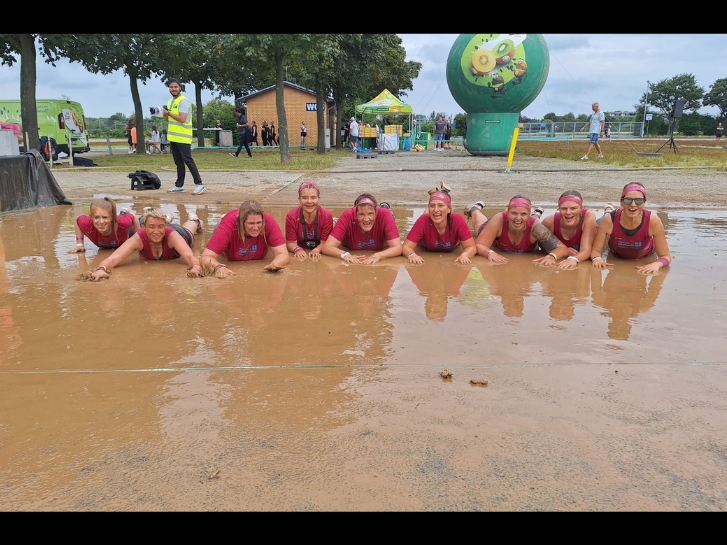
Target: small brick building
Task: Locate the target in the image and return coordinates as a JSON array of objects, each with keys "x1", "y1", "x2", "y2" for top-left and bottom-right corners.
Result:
[{"x1": 240, "y1": 82, "x2": 336, "y2": 146}]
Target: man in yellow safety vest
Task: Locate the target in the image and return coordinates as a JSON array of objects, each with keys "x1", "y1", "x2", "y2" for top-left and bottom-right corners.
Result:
[{"x1": 164, "y1": 78, "x2": 206, "y2": 195}]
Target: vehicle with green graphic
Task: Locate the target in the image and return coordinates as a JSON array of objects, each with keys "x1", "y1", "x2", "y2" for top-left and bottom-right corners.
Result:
[{"x1": 0, "y1": 99, "x2": 91, "y2": 154}]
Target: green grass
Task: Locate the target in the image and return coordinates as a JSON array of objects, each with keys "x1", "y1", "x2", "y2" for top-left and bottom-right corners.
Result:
[
  {"x1": 516, "y1": 138, "x2": 727, "y2": 170},
  {"x1": 83, "y1": 145, "x2": 348, "y2": 172}
]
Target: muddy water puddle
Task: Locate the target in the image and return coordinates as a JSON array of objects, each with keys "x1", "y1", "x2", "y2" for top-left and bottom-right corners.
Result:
[{"x1": 1, "y1": 203, "x2": 727, "y2": 510}]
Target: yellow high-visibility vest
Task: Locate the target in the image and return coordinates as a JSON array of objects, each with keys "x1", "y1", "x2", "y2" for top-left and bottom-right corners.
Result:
[{"x1": 166, "y1": 95, "x2": 193, "y2": 144}]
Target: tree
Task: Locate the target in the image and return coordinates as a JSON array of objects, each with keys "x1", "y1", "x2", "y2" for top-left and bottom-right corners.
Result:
[
  {"x1": 46, "y1": 34, "x2": 172, "y2": 153},
  {"x1": 639, "y1": 74, "x2": 704, "y2": 118},
  {"x1": 453, "y1": 113, "x2": 467, "y2": 137},
  {"x1": 704, "y1": 78, "x2": 727, "y2": 119}
]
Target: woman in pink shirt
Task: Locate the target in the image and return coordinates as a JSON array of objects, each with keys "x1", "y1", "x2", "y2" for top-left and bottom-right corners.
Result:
[
  {"x1": 285, "y1": 180, "x2": 334, "y2": 261},
  {"x1": 201, "y1": 200, "x2": 289, "y2": 277},
  {"x1": 68, "y1": 197, "x2": 141, "y2": 253},
  {"x1": 321, "y1": 193, "x2": 402, "y2": 264},
  {"x1": 402, "y1": 188, "x2": 475, "y2": 264}
]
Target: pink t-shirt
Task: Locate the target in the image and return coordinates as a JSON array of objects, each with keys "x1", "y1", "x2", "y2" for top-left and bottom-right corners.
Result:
[
  {"x1": 493, "y1": 212, "x2": 539, "y2": 253},
  {"x1": 330, "y1": 206, "x2": 400, "y2": 251},
  {"x1": 552, "y1": 208, "x2": 588, "y2": 250},
  {"x1": 285, "y1": 205, "x2": 334, "y2": 248},
  {"x1": 205, "y1": 210, "x2": 285, "y2": 261},
  {"x1": 136, "y1": 227, "x2": 179, "y2": 260},
  {"x1": 77, "y1": 214, "x2": 134, "y2": 249},
  {"x1": 609, "y1": 209, "x2": 655, "y2": 259},
  {"x1": 405, "y1": 212, "x2": 472, "y2": 252}
]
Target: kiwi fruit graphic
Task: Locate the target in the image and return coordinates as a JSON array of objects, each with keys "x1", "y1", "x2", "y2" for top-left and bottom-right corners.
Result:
[{"x1": 470, "y1": 49, "x2": 496, "y2": 76}]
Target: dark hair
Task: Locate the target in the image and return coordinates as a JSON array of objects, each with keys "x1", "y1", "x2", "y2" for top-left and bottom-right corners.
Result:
[
  {"x1": 354, "y1": 193, "x2": 378, "y2": 209},
  {"x1": 167, "y1": 78, "x2": 181, "y2": 86},
  {"x1": 558, "y1": 189, "x2": 583, "y2": 200}
]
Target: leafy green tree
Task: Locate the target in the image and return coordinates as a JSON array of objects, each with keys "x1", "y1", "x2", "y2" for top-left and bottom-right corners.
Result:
[
  {"x1": 639, "y1": 74, "x2": 704, "y2": 118},
  {"x1": 704, "y1": 78, "x2": 727, "y2": 119},
  {"x1": 46, "y1": 33, "x2": 172, "y2": 153},
  {"x1": 453, "y1": 113, "x2": 467, "y2": 137}
]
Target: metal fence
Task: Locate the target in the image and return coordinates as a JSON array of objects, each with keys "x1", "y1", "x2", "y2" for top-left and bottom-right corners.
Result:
[{"x1": 518, "y1": 122, "x2": 644, "y2": 139}]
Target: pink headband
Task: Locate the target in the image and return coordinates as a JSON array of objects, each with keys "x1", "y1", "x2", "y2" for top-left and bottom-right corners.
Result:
[
  {"x1": 429, "y1": 191, "x2": 451, "y2": 207},
  {"x1": 558, "y1": 195, "x2": 583, "y2": 207},
  {"x1": 298, "y1": 180, "x2": 320, "y2": 195},
  {"x1": 622, "y1": 183, "x2": 646, "y2": 199},
  {"x1": 356, "y1": 197, "x2": 376, "y2": 209},
  {"x1": 508, "y1": 197, "x2": 531, "y2": 211}
]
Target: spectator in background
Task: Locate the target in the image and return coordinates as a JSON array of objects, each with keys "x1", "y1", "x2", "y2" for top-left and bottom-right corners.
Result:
[
  {"x1": 125, "y1": 118, "x2": 135, "y2": 154},
  {"x1": 348, "y1": 117, "x2": 359, "y2": 152},
  {"x1": 160, "y1": 129, "x2": 169, "y2": 153},
  {"x1": 230, "y1": 107, "x2": 252, "y2": 158},
  {"x1": 579, "y1": 102, "x2": 606, "y2": 160},
  {"x1": 300, "y1": 121, "x2": 307, "y2": 147},
  {"x1": 434, "y1": 115, "x2": 446, "y2": 151},
  {"x1": 444, "y1": 119, "x2": 452, "y2": 149},
  {"x1": 342, "y1": 121, "x2": 349, "y2": 147},
  {"x1": 250, "y1": 121, "x2": 259, "y2": 146},
  {"x1": 147, "y1": 125, "x2": 161, "y2": 154},
  {"x1": 261, "y1": 121, "x2": 270, "y2": 146},
  {"x1": 717, "y1": 122, "x2": 724, "y2": 144},
  {"x1": 269, "y1": 120, "x2": 278, "y2": 146},
  {"x1": 215, "y1": 119, "x2": 222, "y2": 146}
]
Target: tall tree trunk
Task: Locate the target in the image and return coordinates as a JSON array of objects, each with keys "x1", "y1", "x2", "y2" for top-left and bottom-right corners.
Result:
[
  {"x1": 18, "y1": 34, "x2": 39, "y2": 153},
  {"x1": 195, "y1": 80, "x2": 204, "y2": 147},
  {"x1": 315, "y1": 76, "x2": 326, "y2": 154},
  {"x1": 333, "y1": 93, "x2": 344, "y2": 149},
  {"x1": 129, "y1": 69, "x2": 145, "y2": 153},
  {"x1": 274, "y1": 51, "x2": 289, "y2": 163}
]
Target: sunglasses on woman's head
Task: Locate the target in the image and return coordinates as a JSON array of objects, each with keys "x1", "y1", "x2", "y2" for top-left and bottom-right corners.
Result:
[{"x1": 621, "y1": 197, "x2": 645, "y2": 205}]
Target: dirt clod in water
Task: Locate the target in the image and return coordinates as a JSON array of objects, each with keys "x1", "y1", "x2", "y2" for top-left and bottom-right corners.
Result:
[
  {"x1": 470, "y1": 378, "x2": 488, "y2": 386},
  {"x1": 440, "y1": 369, "x2": 453, "y2": 379}
]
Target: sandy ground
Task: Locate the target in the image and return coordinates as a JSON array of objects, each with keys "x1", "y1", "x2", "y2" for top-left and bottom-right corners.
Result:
[
  {"x1": 1, "y1": 148, "x2": 727, "y2": 511},
  {"x1": 50, "y1": 147, "x2": 727, "y2": 210}
]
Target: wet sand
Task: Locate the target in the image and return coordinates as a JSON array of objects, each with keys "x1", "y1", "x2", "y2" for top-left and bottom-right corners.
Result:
[{"x1": 1, "y1": 150, "x2": 727, "y2": 511}]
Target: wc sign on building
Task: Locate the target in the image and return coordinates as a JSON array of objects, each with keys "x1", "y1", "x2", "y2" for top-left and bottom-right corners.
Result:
[{"x1": 306, "y1": 103, "x2": 317, "y2": 111}]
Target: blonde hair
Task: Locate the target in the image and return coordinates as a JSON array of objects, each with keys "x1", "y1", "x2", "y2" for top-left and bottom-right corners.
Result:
[
  {"x1": 142, "y1": 207, "x2": 169, "y2": 223},
  {"x1": 237, "y1": 200, "x2": 266, "y2": 243}
]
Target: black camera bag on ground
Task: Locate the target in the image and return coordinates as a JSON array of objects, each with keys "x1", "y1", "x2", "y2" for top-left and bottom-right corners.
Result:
[{"x1": 128, "y1": 170, "x2": 162, "y2": 190}]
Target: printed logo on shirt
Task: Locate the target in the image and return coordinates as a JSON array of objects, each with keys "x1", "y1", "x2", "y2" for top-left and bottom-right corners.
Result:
[
  {"x1": 434, "y1": 240, "x2": 452, "y2": 250},
  {"x1": 617, "y1": 241, "x2": 642, "y2": 249},
  {"x1": 357, "y1": 239, "x2": 376, "y2": 249},
  {"x1": 238, "y1": 244, "x2": 258, "y2": 256}
]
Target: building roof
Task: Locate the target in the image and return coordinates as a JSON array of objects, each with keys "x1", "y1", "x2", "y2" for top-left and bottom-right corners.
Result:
[{"x1": 240, "y1": 81, "x2": 334, "y2": 103}]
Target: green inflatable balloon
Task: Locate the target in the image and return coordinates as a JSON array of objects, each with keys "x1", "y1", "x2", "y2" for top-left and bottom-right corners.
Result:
[{"x1": 446, "y1": 34, "x2": 549, "y2": 156}]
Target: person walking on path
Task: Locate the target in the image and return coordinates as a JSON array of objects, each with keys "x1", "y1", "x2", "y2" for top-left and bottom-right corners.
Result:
[
  {"x1": 215, "y1": 120, "x2": 223, "y2": 146},
  {"x1": 230, "y1": 108, "x2": 252, "y2": 158},
  {"x1": 434, "y1": 115, "x2": 447, "y2": 151},
  {"x1": 717, "y1": 122, "x2": 724, "y2": 144},
  {"x1": 579, "y1": 102, "x2": 605, "y2": 160},
  {"x1": 348, "y1": 117, "x2": 359, "y2": 152},
  {"x1": 164, "y1": 78, "x2": 206, "y2": 195}
]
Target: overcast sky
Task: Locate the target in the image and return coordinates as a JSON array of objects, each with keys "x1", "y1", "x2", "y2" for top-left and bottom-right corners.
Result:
[{"x1": 1, "y1": 34, "x2": 724, "y2": 121}]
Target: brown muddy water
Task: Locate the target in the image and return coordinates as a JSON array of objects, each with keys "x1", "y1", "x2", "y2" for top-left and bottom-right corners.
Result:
[{"x1": 1, "y1": 202, "x2": 727, "y2": 511}]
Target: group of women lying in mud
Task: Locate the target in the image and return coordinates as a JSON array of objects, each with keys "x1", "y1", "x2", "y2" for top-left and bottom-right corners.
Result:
[{"x1": 73, "y1": 180, "x2": 672, "y2": 281}]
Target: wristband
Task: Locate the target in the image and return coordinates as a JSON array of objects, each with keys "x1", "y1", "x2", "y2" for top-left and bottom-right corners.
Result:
[
  {"x1": 76, "y1": 243, "x2": 84, "y2": 247},
  {"x1": 94, "y1": 265, "x2": 108, "y2": 273},
  {"x1": 75, "y1": 236, "x2": 84, "y2": 241},
  {"x1": 341, "y1": 252, "x2": 350, "y2": 259},
  {"x1": 567, "y1": 255, "x2": 579, "y2": 262},
  {"x1": 485, "y1": 250, "x2": 494, "y2": 257},
  {"x1": 548, "y1": 252, "x2": 558, "y2": 261},
  {"x1": 656, "y1": 257, "x2": 670, "y2": 268},
  {"x1": 293, "y1": 246, "x2": 303, "y2": 254},
  {"x1": 215, "y1": 264, "x2": 227, "y2": 269},
  {"x1": 408, "y1": 252, "x2": 416, "y2": 258},
  {"x1": 592, "y1": 256, "x2": 603, "y2": 262}
]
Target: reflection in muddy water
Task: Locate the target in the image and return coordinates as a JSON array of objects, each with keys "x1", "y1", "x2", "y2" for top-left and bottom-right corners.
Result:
[{"x1": 1, "y1": 205, "x2": 727, "y2": 509}]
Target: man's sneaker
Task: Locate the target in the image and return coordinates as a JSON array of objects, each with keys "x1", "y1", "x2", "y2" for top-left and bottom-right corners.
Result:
[
  {"x1": 532, "y1": 206, "x2": 544, "y2": 219},
  {"x1": 604, "y1": 203, "x2": 616, "y2": 214},
  {"x1": 146, "y1": 150, "x2": 151, "y2": 154},
  {"x1": 165, "y1": 213, "x2": 174, "y2": 224},
  {"x1": 127, "y1": 150, "x2": 133, "y2": 154},
  {"x1": 580, "y1": 155, "x2": 588, "y2": 160},
  {"x1": 119, "y1": 207, "x2": 130, "y2": 215},
  {"x1": 230, "y1": 153, "x2": 237, "y2": 158},
  {"x1": 464, "y1": 201, "x2": 485, "y2": 219},
  {"x1": 168, "y1": 186, "x2": 184, "y2": 193},
  {"x1": 142, "y1": 206, "x2": 154, "y2": 214},
  {"x1": 440, "y1": 181, "x2": 452, "y2": 193},
  {"x1": 598, "y1": 154, "x2": 605, "y2": 158},
  {"x1": 192, "y1": 185, "x2": 206, "y2": 195}
]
